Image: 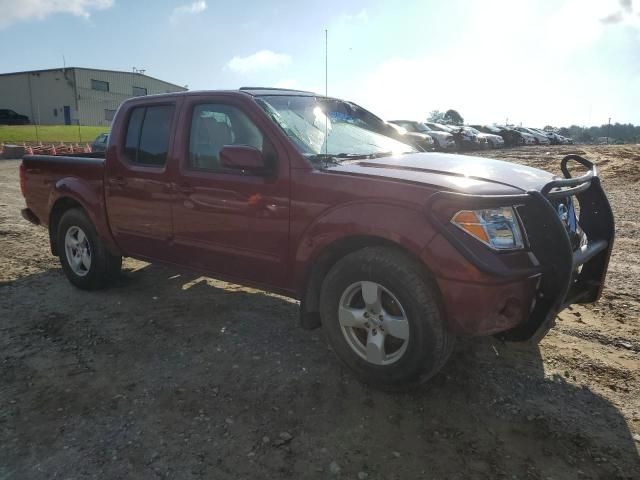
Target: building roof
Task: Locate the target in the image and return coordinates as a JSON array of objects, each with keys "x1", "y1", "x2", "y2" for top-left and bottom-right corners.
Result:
[{"x1": 0, "y1": 67, "x2": 186, "y2": 90}]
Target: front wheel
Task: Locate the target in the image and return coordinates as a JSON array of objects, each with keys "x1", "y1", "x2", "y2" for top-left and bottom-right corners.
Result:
[
  {"x1": 57, "y1": 208, "x2": 122, "y2": 290},
  {"x1": 319, "y1": 247, "x2": 455, "y2": 389}
]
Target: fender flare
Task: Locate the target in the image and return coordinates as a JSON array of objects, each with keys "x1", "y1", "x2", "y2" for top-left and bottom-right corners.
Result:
[
  {"x1": 293, "y1": 201, "x2": 438, "y2": 328},
  {"x1": 48, "y1": 177, "x2": 122, "y2": 256}
]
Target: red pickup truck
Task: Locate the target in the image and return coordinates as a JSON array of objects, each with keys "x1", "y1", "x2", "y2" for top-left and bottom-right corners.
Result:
[{"x1": 19, "y1": 88, "x2": 614, "y2": 388}]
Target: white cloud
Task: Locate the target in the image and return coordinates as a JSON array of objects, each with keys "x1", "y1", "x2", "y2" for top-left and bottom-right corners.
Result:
[
  {"x1": 345, "y1": 0, "x2": 640, "y2": 126},
  {"x1": 354, "y1": 51, "x2": 590, "y2": 127},
  {"x1": 338, "y1": 9, "x2": 368, "y2": 23},
  {"x1": 170, "y1": 0, "x2": 206, "y2": 22},
  {"x1": 226, "y1": 50, "x2": 291, "y2": 74},
  {"x1": 0, "y1": 0, "x2": 113, "y2": 29},
  {"x1": 545, "y1": 0, "x2": 640, "y2": 52}
]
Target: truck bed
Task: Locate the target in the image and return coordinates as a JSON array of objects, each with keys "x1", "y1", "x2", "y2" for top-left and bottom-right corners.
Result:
[{"x1": 21, "y1": 154, "x2": 106, "y2": 227}]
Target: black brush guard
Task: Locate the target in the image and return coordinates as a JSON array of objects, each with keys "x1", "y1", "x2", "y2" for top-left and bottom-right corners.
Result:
[{"x1": 428, "y1": 155, "x2": 615, "y2": 342}]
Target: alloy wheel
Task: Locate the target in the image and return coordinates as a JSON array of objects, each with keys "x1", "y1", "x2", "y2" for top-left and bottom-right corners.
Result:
[
  {"x1": 338, "y1": 281, "x2": 410, "y2": 365},
  {"x1": 64, "y1": 226, "x2": 92, "y2": 277}
]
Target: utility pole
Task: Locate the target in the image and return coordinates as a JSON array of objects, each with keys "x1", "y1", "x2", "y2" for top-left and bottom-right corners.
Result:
[
  {"x1": 324, "y1": 28, "x2": 328, "y2": 156},
  {"x1": 606, "y1": 117, "x2": 611, "y2": 145},
  {"x1": 325, "y1": 29, "x2": 328, "y2": 99}
]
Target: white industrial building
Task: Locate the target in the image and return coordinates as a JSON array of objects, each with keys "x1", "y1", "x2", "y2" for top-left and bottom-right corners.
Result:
[{"x1": 0, "y1": 67, "x2": 187, "y2": 127}]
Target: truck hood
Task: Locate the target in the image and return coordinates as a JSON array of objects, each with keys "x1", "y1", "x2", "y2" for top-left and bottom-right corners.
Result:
[{"x1": 326, "y1": 152, "x2": 555, "y2": 195}]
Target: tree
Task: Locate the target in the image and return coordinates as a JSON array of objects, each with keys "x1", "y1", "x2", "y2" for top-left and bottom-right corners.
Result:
[
  {"x1": 543, "y1": 122, "x2": 640, "y2": 144},
  {"x1": 579, "y1": 130, "x2": 593, "y2": 143},
  {"x1": 427, "y1": 110, "x2": 444, "y2": 123},
  {"x1": 443, "y1": 109, "x2": 464, "y2": 126}
]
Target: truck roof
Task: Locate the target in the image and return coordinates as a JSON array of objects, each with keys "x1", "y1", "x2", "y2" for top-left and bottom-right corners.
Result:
[
  {"x1": 239, "y1": 87, "x2": 317, "y2": 96},
  {"x1": 123, "y1": 87, "x2": 320, "y2": 102}
]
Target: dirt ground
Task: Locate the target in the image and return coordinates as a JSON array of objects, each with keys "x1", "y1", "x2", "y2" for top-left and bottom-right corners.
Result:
[{"x1": 1, "y1": 145, "x2": 639, "y2": 479}]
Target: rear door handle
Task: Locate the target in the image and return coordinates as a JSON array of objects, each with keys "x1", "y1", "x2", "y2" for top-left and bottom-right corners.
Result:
[
  {"x1": 176, "y1": 184, "x2": 195, "y2": 194},
  {"x1": 108, "y1": 176, "x2": 127, "y2": 187}
]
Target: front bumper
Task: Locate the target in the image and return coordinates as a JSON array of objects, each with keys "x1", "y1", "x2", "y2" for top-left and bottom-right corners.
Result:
[{"x1": 426, "y1": 155, "x2": 614, "y2": 341}]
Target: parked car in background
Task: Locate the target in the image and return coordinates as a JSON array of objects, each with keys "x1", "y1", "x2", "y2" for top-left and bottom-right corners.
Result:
[
  {"x1": 0, "y1": 108, "x2": 30, "y2": 125},
  {"x1": 548, "y1": 132, "x2": 566, "y2": 145},
  {"x1": 514, "y1": 127, "x2": 550, "y2": 145},
  {"x1": 538, "y1": 129, "x2": 570, "y2": 145},
  {"x1": 387, "y1": 123, "x2": 435, "y2": 151},
  {"x1": 509, "y1": 127, "x2": 537, "y2": 145},
  {"x1": 312, "y1": 100, "x2": 434, "y2": 153},
  {"x1": 18, "y1": 87, "x2": 615, "y2": 389},
  {"x1": 528, "y1": 128, "x2": 558, "y2": 145},
  {"x1": 90, "y1": 133, "x2": 109, "y2": 153},
  {"x1": 471, "y1": 125, "x2": 522, "y2": 147},
  {"x1": 463, "y1": 126, "x2": 504, "y2": 149},
  {"x1": 389, "y1": 120, "x2": 457, "y2": 151},
  {"x1": 425, "y1": 122, "x2": 484, "y2": 151}
]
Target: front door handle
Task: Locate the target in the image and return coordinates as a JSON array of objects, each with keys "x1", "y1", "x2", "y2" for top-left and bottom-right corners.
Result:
[{"x1": 108, "y1": 176, "x2": 127, "y2": 187}]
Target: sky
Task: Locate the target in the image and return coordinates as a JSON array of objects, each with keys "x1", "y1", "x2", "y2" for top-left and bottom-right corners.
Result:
[{"x1": 0, "y1": 0, "x2": 639, "y2": 127}]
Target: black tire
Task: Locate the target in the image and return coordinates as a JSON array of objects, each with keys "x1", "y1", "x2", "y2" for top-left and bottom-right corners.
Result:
[
  {"x1": 319, "y1": 246, "x2": 455, "y2": 389},
  {"x1": 57, "y1": 208, "x2": 122, "y2": 290}
]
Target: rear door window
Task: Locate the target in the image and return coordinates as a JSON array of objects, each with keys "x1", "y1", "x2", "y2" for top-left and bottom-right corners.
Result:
[{"x1": 124, "y1": 105, "x2": 175, "y2": 166}]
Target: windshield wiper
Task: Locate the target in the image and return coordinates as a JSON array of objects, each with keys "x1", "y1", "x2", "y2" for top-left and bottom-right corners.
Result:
[
  {"x1": 365, "y1": 151, "x2": 395, "y2": 159},
  {"x1": 306, "y1": 153, "x2": 348, "y2": 165},
  {"x1": 308, "y1": 151, "x2": 395, "y2": 165}
]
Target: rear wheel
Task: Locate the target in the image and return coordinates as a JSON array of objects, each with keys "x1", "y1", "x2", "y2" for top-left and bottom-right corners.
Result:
[
  {"x1": 319, "y1": 247, "x2": 455, "y2": 389},
  {"x1": 57, "y1": 208, "x2": 122, "y2": 290}
]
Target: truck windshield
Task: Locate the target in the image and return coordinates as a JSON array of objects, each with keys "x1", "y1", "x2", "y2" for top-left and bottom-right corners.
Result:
[{"x1": 255, "y1": 95, "x2": 416, "y2": 162}]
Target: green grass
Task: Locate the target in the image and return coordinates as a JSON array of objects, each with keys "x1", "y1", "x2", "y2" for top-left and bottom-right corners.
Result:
[{"x1": 0, "y1": 125, "x2": 108, "y2": 144}]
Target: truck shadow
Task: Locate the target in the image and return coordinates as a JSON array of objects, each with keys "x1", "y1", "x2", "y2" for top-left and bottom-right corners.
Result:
[{"x1": 1, "y1": 263, "x2": 638, "y2": 479}]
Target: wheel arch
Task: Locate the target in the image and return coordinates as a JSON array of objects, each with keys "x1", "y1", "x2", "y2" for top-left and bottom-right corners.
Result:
[
  {"x1": 47, "y1": 183, "x2": 121, "y2": 257},
  {"x1": 49, "y1": 197, "x2": 84, "y2": 255},
  {"x1": 298, "y1": 234, "x2": 440, "y2": 330}
]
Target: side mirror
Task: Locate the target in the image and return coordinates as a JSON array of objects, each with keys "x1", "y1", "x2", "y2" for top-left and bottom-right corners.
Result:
[{"x1": 219, "y1": 145, "x2": 265, "y2": 171}]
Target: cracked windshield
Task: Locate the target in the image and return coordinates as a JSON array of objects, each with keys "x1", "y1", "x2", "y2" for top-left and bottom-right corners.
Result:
[{"x1": 257, "y1": 95, "x2": 416, "y2": 161}]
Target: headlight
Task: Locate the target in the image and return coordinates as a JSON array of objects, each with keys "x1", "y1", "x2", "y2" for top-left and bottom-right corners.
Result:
[{"x1": 451, "y1": 207, "x2": 524, "y2": 250}]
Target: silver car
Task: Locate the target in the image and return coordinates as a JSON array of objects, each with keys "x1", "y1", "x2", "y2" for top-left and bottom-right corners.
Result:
[{"x1": 389, "y1": 120, "x2": 457, "y2": 151}]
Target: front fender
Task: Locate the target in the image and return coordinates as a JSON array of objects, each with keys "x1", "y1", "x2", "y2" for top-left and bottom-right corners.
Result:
[
  {"x1": 49, "y1": 177, "x2": 121, "y2": 256},
  {"x1": 293, "y1": 201, "x2": 437, "y2": 287}
]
